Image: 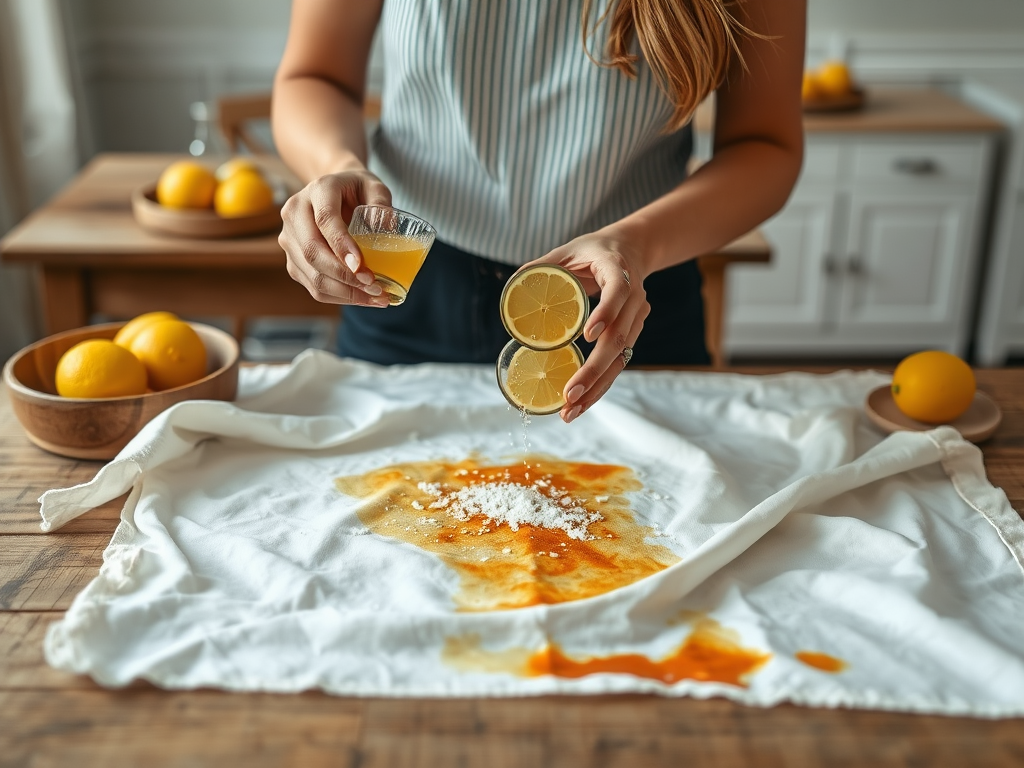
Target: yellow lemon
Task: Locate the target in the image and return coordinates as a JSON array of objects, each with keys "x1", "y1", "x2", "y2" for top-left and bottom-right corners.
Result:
[
  {"x1": 113, "y1": 311, "x2": 180, "y2": 350},
  {"x1": 128, "y1": 319, "x2": 208, "y2": 391},
  {"x1": 55, "y1": 339, "x2": 148, "y2": 399},
  {"x1": 500, "y1": 265, "x2": 589, "y2": 350},
  {"x1": 892, "y1": 350, "x2": 976, "y2": 424},
  {"x1": 214, "y1": 170, "x2": 275, "y2": 218},
  {"x1": 815, "y1": 61, "x2": 853, "y2": 98},
  {"x1": 215, "y1": 157, "x2": 263, "y2": 182},
  {"x1": 502, "y1": 344, "x2": 583, "y2": 415},
  {"x1": 156, "y1": 161, "x2": 217, "y2": 209},
  {"x1": 801, "y1": 72, "x2": 823, "y2": 102}
]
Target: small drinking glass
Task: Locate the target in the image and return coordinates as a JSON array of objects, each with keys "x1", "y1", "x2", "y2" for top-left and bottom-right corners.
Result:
[{"x1": 349, "y1": 205, "x2": 437, "y2": 306}]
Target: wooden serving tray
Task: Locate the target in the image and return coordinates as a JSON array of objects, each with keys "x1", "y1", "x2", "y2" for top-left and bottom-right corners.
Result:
[
  {"x1": 802, "y1": 87, "x2": 866, "y2": 114},
  {"x1": 132, "y1": 183, "x2": 283, "y2": 239}
]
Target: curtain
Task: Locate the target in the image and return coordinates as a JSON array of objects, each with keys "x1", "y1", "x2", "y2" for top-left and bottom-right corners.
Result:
[{"x1": 0, "y1": 0, "x2": 86, "y2": 361}]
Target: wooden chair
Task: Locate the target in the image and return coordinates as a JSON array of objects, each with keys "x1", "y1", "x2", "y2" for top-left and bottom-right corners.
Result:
[
  {"x1": 216, "y1": 92, "x2": 382, "y2": 155},
  {"x1": 216, "y1": 93, "x2": 274, "y2": 155},
  {"x1": 696, "y1": 232, "x2": 771, "y2": 369}
]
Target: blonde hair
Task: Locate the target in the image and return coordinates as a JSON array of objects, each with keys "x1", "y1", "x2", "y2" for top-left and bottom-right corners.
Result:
[{"x1": 582, "y1": 0, "x2": 750, "y2": 131}]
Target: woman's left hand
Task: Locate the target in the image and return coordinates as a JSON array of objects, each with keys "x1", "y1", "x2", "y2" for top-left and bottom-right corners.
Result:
[{"x1": 528, "y1": 231, "x2": 650, "y2": 424}]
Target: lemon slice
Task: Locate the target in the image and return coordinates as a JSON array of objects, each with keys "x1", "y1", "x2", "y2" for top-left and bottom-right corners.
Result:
[
  {"x1": 500, "y1": 265, "x2": 588, "y2": 350},
  {"x1": 499, "y1": 341, "x2": 583, "y2": 415}
]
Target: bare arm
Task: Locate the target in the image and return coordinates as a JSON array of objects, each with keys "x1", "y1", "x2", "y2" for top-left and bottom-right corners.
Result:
[
  {"x1": 542, "y1": 0, "x2": 806, "y2": 422},
  {"x1": 273, "y1": 0, "x2": 391, "y2": 306},
  {"x1": 609, "y1": 0, "x2": 806, "y2": 271}
]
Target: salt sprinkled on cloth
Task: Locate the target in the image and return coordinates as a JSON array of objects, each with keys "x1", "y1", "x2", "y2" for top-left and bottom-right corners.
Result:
[{"x1": 417, "y1": 480, "x2": 602, "y2": 540}]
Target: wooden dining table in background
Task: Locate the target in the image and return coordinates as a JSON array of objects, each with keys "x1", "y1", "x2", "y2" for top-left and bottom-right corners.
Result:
[
  {"x1": 1, "y1": 366, "x2": 1022, "y2": 766},
  {"x1": 0, "y1": 153, "x2": 770, "y2": 367}
]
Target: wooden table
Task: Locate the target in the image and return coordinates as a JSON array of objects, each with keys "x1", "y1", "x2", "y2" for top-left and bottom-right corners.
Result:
[
  {"x1": 2, "y1": 368, "x2": 1022, "y2": 766},
  {"x1": 0, "y1": 153, "x2": 769, "y2": 365}
]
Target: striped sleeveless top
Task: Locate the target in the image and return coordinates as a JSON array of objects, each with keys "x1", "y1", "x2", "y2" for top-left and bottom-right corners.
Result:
[{"x1": 369, "y1": 0, "x2": 693, "y2": 266}]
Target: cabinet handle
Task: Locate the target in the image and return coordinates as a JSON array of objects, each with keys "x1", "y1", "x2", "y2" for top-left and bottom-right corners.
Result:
[
  {"x1": 892, "y1": 158, "x2": 939, "y2": 176},
  {"x1": 847, "y1": 256, "x2": 865, "y2": 276},
  {"x1": 823, "y1": 255, "x2": 839, "y2": 276}
]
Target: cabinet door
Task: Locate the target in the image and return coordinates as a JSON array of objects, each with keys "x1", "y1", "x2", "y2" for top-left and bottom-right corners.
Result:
[
  {"x1": 727, "y1": 193, "x2": 837, "y2": 330},
  {"x1": 837, "y1": 192, "x2": 975, "y2": 336}
]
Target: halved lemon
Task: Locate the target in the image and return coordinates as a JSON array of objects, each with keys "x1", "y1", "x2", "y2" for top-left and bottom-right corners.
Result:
[
  {"x1": 498, "y1": 340, "x2": 583, "y2": 415},
  {"x1": 500, "y1": 265, "x2": 588, "y2": 350}
]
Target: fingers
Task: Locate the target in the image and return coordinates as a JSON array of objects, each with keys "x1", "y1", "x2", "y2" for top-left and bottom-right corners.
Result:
[
  {"x1": 285, "y1": 256, "x2": 387, "y2": 306},
  {"x1": 582, "y1": 261, "x2": 633, "y2": 343},
  {"x1": 306, "y1": 179, "x2": 378, "y2": 288},
  {"x1": 280, "y1": 185, "x2": 389, "y2": 307},
  {"x1": 363, "y1": 177, "x2": 393, "y2": 208},
  {"x1": 560, "y1": 298, "x2": 648, "y2": 423}
]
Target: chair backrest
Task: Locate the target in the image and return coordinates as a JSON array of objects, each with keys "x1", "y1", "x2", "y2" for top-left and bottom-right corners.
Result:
[{"x1": 216, "y1": 93, "x2": 273, "y2": 154}]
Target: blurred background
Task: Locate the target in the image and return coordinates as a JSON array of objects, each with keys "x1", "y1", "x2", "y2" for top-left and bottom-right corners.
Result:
[{"x1": 2, "y1": 0, "x2": 1024, "y2": 365}]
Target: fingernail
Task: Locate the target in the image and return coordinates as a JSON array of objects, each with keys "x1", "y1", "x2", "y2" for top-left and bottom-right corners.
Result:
[
  {"x1": 566, "y1": 406, "x2": 582, "y2": 423},
  {"x1": 567, "y1": 385, "x2": 585, "y2": 404},
  {"x1": 364, "y1": 282, "x2": 383, "y2": 296},
  {"x1": 588, "y1": 321, "x2": 605, "y2": 342},
  {"x1": 372, "y1": 295, "x2": 390, "y2": 307},
  {"x1": 344, "y1": 253, "x2": 360, "y2": 273},
  {"x1": 356, "y1": 272, "x2": 374, "y2": 286}
]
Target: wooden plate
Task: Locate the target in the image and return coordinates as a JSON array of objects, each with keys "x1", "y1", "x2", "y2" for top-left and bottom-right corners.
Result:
[
  {"x1": 864, "y1": 385, "x2": 1002, "y2": 444},
  {"x1": 803, "y1": 87, "x2": 866, "y2": 114},
  {"x1": 132, "y1": 184, "x2": 282, "y2": 239},
  {"x1": 3, "y1": 322, "x2": 239, "y2": 460}
]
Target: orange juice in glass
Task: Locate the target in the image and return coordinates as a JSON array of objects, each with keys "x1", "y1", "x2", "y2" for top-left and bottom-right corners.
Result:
[{"x1": 349, "y1": 205, "x2": 437, "y2": 306}]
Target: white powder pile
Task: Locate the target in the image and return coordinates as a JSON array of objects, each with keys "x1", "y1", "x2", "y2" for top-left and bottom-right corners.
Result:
[{"x1": 416, "y1": 480, "x2": 602, "y2": 541}]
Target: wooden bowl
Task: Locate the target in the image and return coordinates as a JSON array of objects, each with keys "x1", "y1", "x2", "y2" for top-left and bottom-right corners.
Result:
[
  {"x1": 132, "y1": 184, "x2": 282, "y2": 239},
  {"x1": 3, "y1": 322, "x2": 239, "y2": 460},
  {"x1": 803, "y1": 87, "x2": 866, "y2": 113},
  {"x1": 864, "y1": 385, "x2": 1002, "y2": 444}
]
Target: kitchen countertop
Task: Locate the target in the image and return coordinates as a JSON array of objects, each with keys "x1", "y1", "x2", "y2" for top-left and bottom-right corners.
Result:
[
  {"x1": 695, "y1": 86, "x2": 1005, "y2": 135},
  {"x1": 2, "y1": 366, "x2": 1022, "y2": 765}
]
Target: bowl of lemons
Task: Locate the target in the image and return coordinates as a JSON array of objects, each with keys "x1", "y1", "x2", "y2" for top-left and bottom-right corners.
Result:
[
  {"x1": 132, "y1": 157, "x2": 285, "y2": 238},
  {"x1": 864, "y1": 351, "x2": 1002, "y2": 443},
  {"x1": 801, "y1": 60, "x2": 865, "y2": 113},
  {"x1": 3, "y1": 312, "x2": 239, "y2": 459}
]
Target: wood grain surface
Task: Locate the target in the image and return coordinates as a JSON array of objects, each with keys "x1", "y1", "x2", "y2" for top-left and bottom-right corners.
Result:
[
  {"x1": 694, "y1": 87, "x2": 1005, "y2": 136},
  {"x1": 1, "y1": 369, "x2": 1022, "y2": 767}
]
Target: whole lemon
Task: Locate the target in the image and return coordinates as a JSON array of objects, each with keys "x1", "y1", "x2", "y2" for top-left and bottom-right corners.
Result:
[
  {"x1": 815, "y1": 61, "x2": 853, "y2": 98},
  {"x1": 55, "y1": 339, "x2": 148, "y2": 399},
  {"x1": 128, "y1": 320, "x2": 207, "y2": 391},
  {"x1": 113, "y1": 311, "x2": 179, "y2": 350},
  {"x1": 215, "y1": 157, "x2": 262, "y2": 182},
  {"x1": 892, "y1": 351, "x2": 976, "y2": 424},
  {"x1": 214, "y1": 170, "x2": 274, "y2": 218},
  {"x1": 156, "y1": 161, "x2": 217, "y2": 210},
  {"x1": 801, "y1": 72, "x2": 823, "y2": 102}
]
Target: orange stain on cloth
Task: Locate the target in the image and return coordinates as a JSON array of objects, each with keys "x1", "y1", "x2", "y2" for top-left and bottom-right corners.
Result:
[
  {"x1": 334, "y1": 456, "x2": 680, "y2": 611},
  {"x1": 444, "y1": 616, "x2": 772, "y2": 687},
  {"x1": 795, "y1": 650, "x2": 848, "y2": 673}
]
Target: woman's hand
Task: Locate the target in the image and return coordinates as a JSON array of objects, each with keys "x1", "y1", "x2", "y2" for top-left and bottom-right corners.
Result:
[
  {"x1": 279, "y1": 169, "x2": 393, "y2": 307},
  {"x1": 529, "y1": 231, "x2": 652, "y2": 424}
]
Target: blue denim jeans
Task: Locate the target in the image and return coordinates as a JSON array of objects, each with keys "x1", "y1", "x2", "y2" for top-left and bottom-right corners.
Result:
[{"x1": 337, "y1": 239, "x2": 709, "y2": 366}]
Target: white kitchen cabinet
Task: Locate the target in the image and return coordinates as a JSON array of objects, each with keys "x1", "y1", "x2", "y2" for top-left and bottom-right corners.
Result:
[
  {"x1": 728, "y1": 191, "x2": 836, "y2": 331},
  {"x1": 963, "y1": 78, "x2": 1024, "y2": 365},
  {"x1": 720, "y1": 89, "x2": 1001, "y2": 359},
  {"x1": 837, "y1": 192, "x2": 978, "y2": 351}
]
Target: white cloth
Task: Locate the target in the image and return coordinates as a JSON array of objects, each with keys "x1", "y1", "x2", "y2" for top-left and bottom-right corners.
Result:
[{"x1": 40, "y1": 352, "x2": 1024, "y2": 715}]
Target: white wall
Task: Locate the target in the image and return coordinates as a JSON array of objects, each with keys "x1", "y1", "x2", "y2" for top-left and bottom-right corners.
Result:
[
  {"x1": 809, "y1": 0, "x2": 1024, "y2": 34},
  {"x1": 70, "y1": 0, "x2": 1024, "y2": 154}
]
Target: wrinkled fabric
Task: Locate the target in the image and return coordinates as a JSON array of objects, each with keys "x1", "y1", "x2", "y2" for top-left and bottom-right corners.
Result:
[{"x1": 40, "y1": 352, "x2": 1024, "y2": 715}]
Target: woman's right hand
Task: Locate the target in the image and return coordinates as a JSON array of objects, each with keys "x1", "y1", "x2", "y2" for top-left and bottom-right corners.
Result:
[{"x1": 279, "y1": 169, "x2": 393, "y2": 307}]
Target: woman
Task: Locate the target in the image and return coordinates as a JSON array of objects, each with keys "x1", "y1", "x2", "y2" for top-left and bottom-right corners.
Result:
[{"x1": 272, "y1": 0, "x2": 804, "y2": 422}]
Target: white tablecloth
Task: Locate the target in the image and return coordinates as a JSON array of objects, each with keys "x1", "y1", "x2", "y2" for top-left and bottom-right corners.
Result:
[{"x1": 39, "y1": 352, "x2": 1024, "y2": 715}]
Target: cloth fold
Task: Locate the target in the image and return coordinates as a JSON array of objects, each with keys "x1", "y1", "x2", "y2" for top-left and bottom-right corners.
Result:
[{"x1": 40, "y1": 351, "x2": 1024, "y2": 715}]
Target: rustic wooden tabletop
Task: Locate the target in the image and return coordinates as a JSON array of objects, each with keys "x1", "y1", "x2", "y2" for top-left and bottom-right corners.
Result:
[{"x1": 2, "y1": 368, "x2": 1022, "y2": 767}]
